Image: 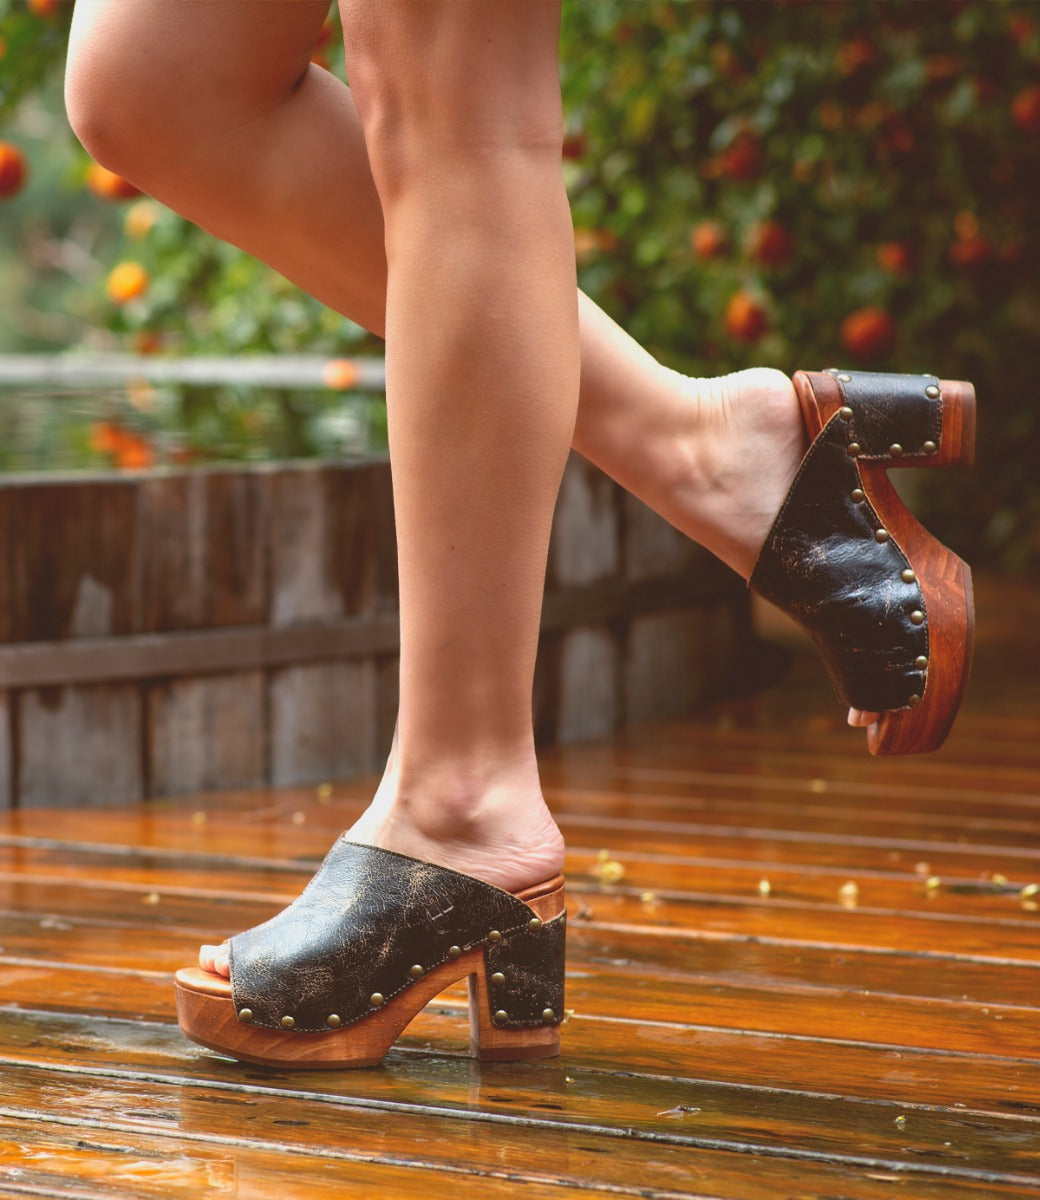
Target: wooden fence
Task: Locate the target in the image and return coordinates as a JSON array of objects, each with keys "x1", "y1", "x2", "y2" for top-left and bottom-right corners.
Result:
[{"x1": 0, "y1": 455, "x2": 750, "y2": 806}]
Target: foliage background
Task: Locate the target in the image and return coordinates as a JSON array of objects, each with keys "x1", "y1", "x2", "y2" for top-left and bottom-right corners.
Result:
[{"x1": 1, "y1": 0, "x2": 1038, "y2": 570}]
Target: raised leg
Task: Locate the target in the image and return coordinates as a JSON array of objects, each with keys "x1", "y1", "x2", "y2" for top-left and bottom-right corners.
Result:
[{"x1": 64, "y1": 0, "x2": 804, "y2": 585}]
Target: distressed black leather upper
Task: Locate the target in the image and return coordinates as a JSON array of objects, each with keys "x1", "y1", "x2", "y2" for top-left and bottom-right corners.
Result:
[
  {"x1": 229, "y1": 839, "x2": 565, "y2": 1033},
  {"x1": 749, "y1": 411, "x2": 929, "y2": 712},
  {"x1": 829, "y1": 370, "x2": 943, "y2": 461}
]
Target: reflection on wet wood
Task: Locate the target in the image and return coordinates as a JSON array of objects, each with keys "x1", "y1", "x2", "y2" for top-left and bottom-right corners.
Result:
[{"x1": 1, "y1": 572, "x2": 1038, "y2": 1197}]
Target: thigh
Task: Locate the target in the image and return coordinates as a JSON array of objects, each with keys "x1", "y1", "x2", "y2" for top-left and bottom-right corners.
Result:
[{"x1": 68, "y1": 0, "x2": 333, "y2": 128}]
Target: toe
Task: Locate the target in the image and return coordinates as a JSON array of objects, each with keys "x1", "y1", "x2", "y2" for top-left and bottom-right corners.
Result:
[
  {"x1": 199, "y1": 942, "x2": 231, "y2": 978},
  {"x1": 847, "y1": 708, "x2": 881, "y2": 727}
]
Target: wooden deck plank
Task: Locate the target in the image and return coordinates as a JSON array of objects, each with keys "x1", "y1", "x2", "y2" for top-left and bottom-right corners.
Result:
[
  {"x1": 0, "y1": 1119, "x2": 629, "y2": 1200},
  {"x1": 3, "y1": 1003, "x2": 1039, "y2": 1126},
  {"x1": 3, "y1": 948, "x2": 1037, "y2": 1064},
  {"x1": 4, "y1": 1061, "x2": 1040, "y2": 1199},
  {"x1": 5, "y1": 839, "x2": 1040, "y2": 929},
  {"x1": 6, "y1": 902, "x2": 1040, "y2": 1011},
  {"x1": 2, "y1": 1003, "x2": 1039, "y2": 1159},
  {"x1": 8, "y1": 863, "x2": 1040, "y2": 965}
]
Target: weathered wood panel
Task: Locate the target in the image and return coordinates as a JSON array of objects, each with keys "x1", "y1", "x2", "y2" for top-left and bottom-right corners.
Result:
[
  {"x1": 556, "y1": 624, "x2": 619, "y2": 741},
  {"x1": 139, "y1": 471, "x2": 267, "y2": 632},
  {"x1": 269, "y1": 466, "x2": 376, "y2": 626},
  {"x1": 3, "y1": 478, "x2": 139, "y2": 642},
  {"x1": 269, "y1": 661, "x2": 378, "y2": 786},
  {"x1": 147, "y1": 672, "x2": 266, "y2": 795},
  {"x1": 0, "y1": 691, "x2": 9, "y2": 810},
  {"x1": 16, "y1": 684, "x2": 143, "y2": 807},
  {"x1": 0, "y1": 458, "x2": 749, "y2": 804}
]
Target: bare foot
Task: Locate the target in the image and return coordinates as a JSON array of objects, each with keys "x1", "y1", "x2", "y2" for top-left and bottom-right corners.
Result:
[
  {"x1": 200, "y1": 751, "x2": 565, "y2": 978},
  {"x1": 670, "y1": 367, "x2": 881, "y2": 731}
]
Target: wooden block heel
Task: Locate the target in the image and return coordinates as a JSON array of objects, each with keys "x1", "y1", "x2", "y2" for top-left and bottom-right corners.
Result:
[
  {"x1": 175, "y1": 840, "x2": 566, "y2": 1070},
  {"x1": 751, "y1": 369, "x2": 976, "y2": 755}
]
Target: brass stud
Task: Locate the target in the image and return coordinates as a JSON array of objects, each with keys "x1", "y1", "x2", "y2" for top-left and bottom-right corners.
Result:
[
  {"x1": 409, "y1": 964, "x2": 425, "y2": 979},
  {"x1": 925, "y1": 384, "x2": 940, "y2": 399},
  {"x1": 910, "y1": 610, "x2": 925, "y2": 626},
  {"x1": 528, "y1": 917, "x2": 543, "y2": 932},
  {"x1": 542, "y1": 1008, "x2": 557, "y2": 1023},
  {"x1": 494, "y1": 1010, "x2": 509, "y2": 1025},
  {"x1": 237, "y1": 1008, "x2": 253, "y2": 1024},
  {"x1": 838, "y1": 373, "x2": 852, "y2": 382},
  {"x1": 875, "y1": 528, "x2": 890, "y2": 543},
  {"x1": 839, "y1": 406, "x2": 854, "y2": 420},
  {"x1": 901, "y1": 568, "x2": 916, "y2": 583},
  {"x1": 922, "y1": 440, "x2": 938, "y2": 454},
  {"x1": 280, "y1": 1015, "x2": 295, "y2": 1030},
  {"x1": 889, "y1": 443, "x2": 903, "y2": 457},
  {"x1": 491, "y1": 972, "x2": 506, "y2": 986},
  {"x1": 847, "y1": 442, "x2": 861, "y2": 457},
  {"x1": 915, "y1": 655, "x2": 929, "y2": 670},
  {"x1": 447, "y1": 945, "x2": 461, "y2": 959},
  {"x1": 851, "y1": 488, "x2": 865, "y2": 503},
  {"x1": 907, "y1": 694, "x2": 922, "y2": 707},
  {"x1": 487, "y1": 930, "x2": 502, "y2": 943},
  {"x1": 369, "y1": 993, "x2": 385, "y2": 1008},
  {"x1": 326, "y1": 1014, "x2": 342, "y2": 1029}
]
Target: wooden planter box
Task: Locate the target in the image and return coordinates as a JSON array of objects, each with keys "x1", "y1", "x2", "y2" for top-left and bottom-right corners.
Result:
[{"x1": 0, "y1": 455, "x2": 750, "y2": 806}]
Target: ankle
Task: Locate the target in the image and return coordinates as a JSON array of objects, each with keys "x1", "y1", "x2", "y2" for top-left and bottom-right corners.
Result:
[
  {"x1": 392, "y1": 751, "x2": 544, "y2": 844},
  {"x1": 659, "y1": 368, "x2": 802, "y2": 576}
]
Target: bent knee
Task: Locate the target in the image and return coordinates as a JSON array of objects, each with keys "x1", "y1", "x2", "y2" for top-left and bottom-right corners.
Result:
[
  {"x1": 65, "y1": 37, "x2": 165, "y2": 178},
  {"x1": 65, "y1": 6, "x2": 314, "y2": 183}
]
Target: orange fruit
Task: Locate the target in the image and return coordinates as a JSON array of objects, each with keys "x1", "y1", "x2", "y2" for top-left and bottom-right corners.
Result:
[
  {"x1": 0, "y1": 141, "x2": 27, "y2": 199},
  {"x1": 840, "y1": 307, "x2": 896, "y2": 360},
  {"x1": 719, "y1": 130, "x2": 762, "y2": 181},
  {"x1": 746, "y1": 220, "x2": 794, "y2": 268},
  {"x1": 876, "y1": 241, "x2": 913, "y2": 274},
  {"x1": 27, "y1": 0, "x2": 61, "y2": 17},
  {"x1": 690, "y1": 220, "x2": 728, "y2": 260},
  {"x1": 561, "y1": 130, "x2": 587, "y2": 161},
  {"x1": 948, "y1": 235, "x2": 993, "y2": 267},
  {"x1": 322, "y1": 359, "x2": 361, "y2": 390},
  {"x1": 106, "y1": 261, "x2": 149, "y2": 305},
  {"x1": 86, "y1": 162, "x2": 140, "y2": 201},
  {"x1": 724, "y1": 291, "x2": 768, "y2": 343},
  {"x1": 124, "y1": 199, "x2": 162, "y2": 240},
  {"x1": 836, "y1": 36, "x2": 875, "y2": 76},
  {"x1": 1011, "y1": 84, "x2": 1040, "y2": 134}
]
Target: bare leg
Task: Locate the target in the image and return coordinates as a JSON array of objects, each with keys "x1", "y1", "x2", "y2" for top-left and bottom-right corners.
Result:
[{"x1": 65, "y1": 0, "x2": 804, "y2": 584}]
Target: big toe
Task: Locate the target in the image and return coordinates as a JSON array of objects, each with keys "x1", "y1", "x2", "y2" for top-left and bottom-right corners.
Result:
[
  {"x1": 848, "y1": 708, "x2": 881, "y2": 727},
  {"x1": 199, "y1": 942, "x2": 231, "y2": 978}
]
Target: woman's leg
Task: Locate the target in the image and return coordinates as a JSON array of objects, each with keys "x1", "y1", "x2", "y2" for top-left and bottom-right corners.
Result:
[
  {"x1": 332, "y1": 0, "x2": 577, "y2": 886},
  {"x1": 65, "y1": 0, "x2": 805, "y2": 586}
]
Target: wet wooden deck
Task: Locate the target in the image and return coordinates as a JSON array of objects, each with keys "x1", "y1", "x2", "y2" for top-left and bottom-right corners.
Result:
[{"x1": 1, "y1": 572, "x2": 1038, "y2": 1198}]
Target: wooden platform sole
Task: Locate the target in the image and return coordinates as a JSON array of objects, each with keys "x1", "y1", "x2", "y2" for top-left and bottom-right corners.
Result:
[{"x1": 174, "y1": 877, "x2": 565, "y2": 1069}]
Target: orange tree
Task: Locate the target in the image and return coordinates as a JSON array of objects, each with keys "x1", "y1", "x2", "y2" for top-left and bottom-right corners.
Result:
[
  {"x1": 561, "y1": 0, "x2": 1040, "y2": 572},
  {"x1": 2, "y1": 0, "x2": 1039, "y2": 567}
]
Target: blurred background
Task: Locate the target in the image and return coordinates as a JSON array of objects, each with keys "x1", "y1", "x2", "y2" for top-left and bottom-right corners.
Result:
[{"x1": 1, "y1": 0, "x2": 1038, "y2": 572}]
